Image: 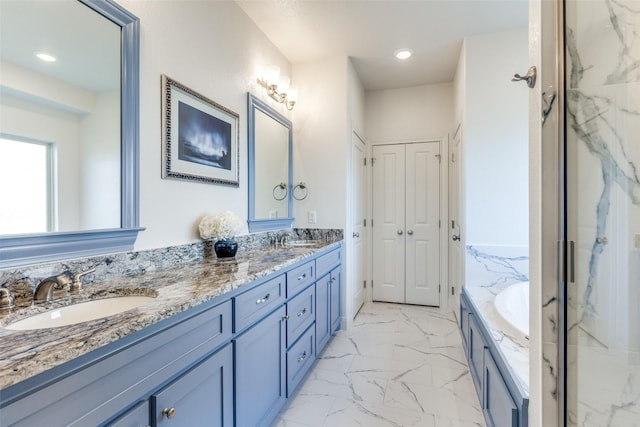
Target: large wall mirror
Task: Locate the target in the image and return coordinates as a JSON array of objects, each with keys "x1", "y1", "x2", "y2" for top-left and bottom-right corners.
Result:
[
  {"x1": 0, "y1": 0, "x2": 141, "y2": 268},
  {"x1": 247, "y1": 93, "x2": 293, "y2": 232}
]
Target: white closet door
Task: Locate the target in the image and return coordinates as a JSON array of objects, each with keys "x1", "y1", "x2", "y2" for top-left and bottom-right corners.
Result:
[
  {"x1": 372, "y1": 144, "x2": 405, "y2": 303},
  {"x1": 405, "y1": 142, "x2": 440, "y2": 306}
]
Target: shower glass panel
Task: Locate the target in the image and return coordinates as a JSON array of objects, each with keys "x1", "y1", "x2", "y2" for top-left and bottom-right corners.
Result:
[{"x1": 564, "y1": 0, "x2": 640, "y2": 424}]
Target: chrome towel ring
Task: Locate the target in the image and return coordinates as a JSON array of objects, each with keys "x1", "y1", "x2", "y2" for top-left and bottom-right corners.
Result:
[
  {"x1": 293, "y1": 182, "x2": 308, "y2": 200},
  {"x1": 272, "y1": 182, "x2": 287, "y2": 201}
]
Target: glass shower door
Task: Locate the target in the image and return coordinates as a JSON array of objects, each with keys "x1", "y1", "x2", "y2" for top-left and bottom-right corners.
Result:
[{"x1": 564, "y1": 0, "x2": 640, "y2": 425}]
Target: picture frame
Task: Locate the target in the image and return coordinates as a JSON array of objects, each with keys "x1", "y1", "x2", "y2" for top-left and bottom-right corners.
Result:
[{"x1": 161, "y1": 75, "x2": 239, "y2": 186}]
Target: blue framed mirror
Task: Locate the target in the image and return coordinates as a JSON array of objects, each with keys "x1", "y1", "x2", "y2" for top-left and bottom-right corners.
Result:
[
  {"x1": 247, "y1": 93, "x2": 293, "y2": 232},
  {"x1": 0, "y1": 0, "x2": 142, "y2": 268}
]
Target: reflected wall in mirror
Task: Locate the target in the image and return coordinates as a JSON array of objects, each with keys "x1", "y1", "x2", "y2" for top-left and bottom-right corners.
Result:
[
  {"x1": 1, "y1": 0, "x2": 121, "y2": 234},
  {"x1": 248, "y1": 93, "x2": 293, "y2": 232},
  {"x1": 0, "y1": 0, "x2": 141, "y2": 268}
]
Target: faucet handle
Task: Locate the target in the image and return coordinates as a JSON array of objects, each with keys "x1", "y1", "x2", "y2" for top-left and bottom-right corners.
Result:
[
  {"x1": 70, "y1": 268, "x2": 96, "y2": 293},
  {"x1": 56, "y1": 272, "x2": 72, "y2": 289},
  {"x1": 0, "y1": 288, "x2": 15, "y2": 311}
]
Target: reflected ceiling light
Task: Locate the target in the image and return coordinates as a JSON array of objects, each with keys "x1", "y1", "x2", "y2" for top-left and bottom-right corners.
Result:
[
  {"x1": 36, "y1": 52, "x2": 56, "y2": 62},
  {"x1": 257, "y1": 65, "x2": 297, "y2": 110},
  {"x1": 394, "y1": 49, "x2": 413, "y2": 60}
]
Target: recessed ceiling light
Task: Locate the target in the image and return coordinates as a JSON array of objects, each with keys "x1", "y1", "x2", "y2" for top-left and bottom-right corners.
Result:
[
  {"x1": 394, "y1": 49, "x2": 413, "y2": 60},
  {"x1": 36, "y1": 52, "x2": 56, "y2": 62}
]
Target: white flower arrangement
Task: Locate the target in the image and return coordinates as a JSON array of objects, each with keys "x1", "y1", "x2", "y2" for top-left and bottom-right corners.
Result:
[{"x1": 199, "y1": 211, "x2": 242, "y2": 241}]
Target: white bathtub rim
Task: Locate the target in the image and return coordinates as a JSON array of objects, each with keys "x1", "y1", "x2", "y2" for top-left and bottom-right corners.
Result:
[{"x1": 494, "y1": 281, "x2": 530, "y2": 343}]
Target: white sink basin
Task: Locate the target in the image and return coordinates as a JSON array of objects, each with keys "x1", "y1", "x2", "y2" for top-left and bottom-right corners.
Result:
[
  {"x1": 5, "y1": 296, "x2": 155, "y2": 331},
  {"x1": 285, "y1": 241, "x2": 319, "y2": 247}
]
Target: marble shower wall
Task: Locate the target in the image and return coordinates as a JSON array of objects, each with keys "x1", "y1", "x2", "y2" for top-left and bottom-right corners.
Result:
[{"x1": 565, "y1": 0, "x2": 640, "y2": 425}]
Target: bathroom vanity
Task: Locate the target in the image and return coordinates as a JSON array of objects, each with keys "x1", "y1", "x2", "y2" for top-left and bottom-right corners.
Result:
[{"x1": 0, "y1": 241, "x2": 342, "y2": 427}]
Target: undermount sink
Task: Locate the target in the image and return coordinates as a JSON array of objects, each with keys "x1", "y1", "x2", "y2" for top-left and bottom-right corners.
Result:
[
  {"x1": 5, "y1": 296, "x2": 156, "y2": 331},
  {"x1": 285, "y1": 240, "x2": 320, "y2": 247}
]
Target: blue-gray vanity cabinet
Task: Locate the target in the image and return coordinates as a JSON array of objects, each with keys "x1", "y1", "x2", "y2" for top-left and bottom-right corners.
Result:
[
  {"x1": 460, "y1": 290, "x2": 528, "y2": 427},
  {"x1": 483, "y1": 348, "x2": 518, "y2": 427},
  {"x1": 468, "y1": 312, "x2": 487, "y2": 404},
  {"x1": 105, "y1": 401, "x2": 149, "y2": 427},
  {"x1": 286, "y1": 324, "x2": 315, "y2": 396},
  {"x1": 0, "y1": 299, "x2": 232, "y2": 427},
  {"x1": 234, "y1": 274, "x2": 286, "y2": 333},
  {"x1": 234, "y1": 305, "x2": 287, "y2": 427},
  {"x1": 151, "y1": 343, "x2": 233, "y2": 427},
  {"x1": 286, "y1": 284, "x2": 315, "y2": 346},
  {"x1": 315, "y1": 249, "x2": 342, "y2": 355},
  {"x1": 286, "y1": 260, "x2": 315, "y2": 297}
]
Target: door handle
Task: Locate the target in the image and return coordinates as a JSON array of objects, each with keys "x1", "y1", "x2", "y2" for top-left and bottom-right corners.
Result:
[
  {"x1": 407, "y1": 230, "x2": 413, "y2": 235},
  {"x1": 352, "y1": 232, "x2": 360, "y2": 238},
  {"x1": 452, "y1": 235, "x2": 460, "y2": 241},
  {"x1": 397, "y1": 230, "x2": 403, "y2": 235}
]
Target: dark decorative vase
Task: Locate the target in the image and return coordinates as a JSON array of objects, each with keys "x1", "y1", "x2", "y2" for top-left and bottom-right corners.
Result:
[{"x1": 214, "y1": 239, "x2": 238, "y2": 258}]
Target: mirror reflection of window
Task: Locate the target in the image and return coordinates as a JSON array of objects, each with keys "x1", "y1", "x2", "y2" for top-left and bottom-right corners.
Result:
[
  {"x1": 0, "y1": 137, "x2": 53, "y2": 234},
  {"x1": 255, "y1": 109, "x2": 289, "y2": 219}
]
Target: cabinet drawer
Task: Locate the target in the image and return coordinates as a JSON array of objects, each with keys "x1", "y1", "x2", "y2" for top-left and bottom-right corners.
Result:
[
  {"x1": 105, "y1": 401, "x2": 149, "y2": 427},
  {"x1": 286, "y1": 261, "x2": 315, "y2": 297},
  {"x1": 483, "y1": 348, "x2": 518, "y2": 427},
  {"x1": 235, "y1": 274, "x2": 285, "y2": 332},
  {"x1": 286, "y1": 285, "x2": 315, "y2": 346},
  {"x1": 152, "y1": 344, "x2": 233, "y2": 427},
  {"x1": 316, "y1": 249, "x2": 341, "y2": 279},
  {"x1": 286, "y1": 325, "x2": 315, "y2": 397}
]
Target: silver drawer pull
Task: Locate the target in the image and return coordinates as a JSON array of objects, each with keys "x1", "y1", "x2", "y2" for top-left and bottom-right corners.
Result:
[
  {"x1": 297, "y1": 273, "x2": 307, "y2": 281},
  {"x1": 256, "y1": 293, "x2": 271, "y2": 304},
  {"x1": 297, "y1": 308, "x2": 307, "y2": 317},
  {"x1": 297, "y1": 351, "x2": 307, "y2": 363},
  {"x1": 282, "y1": 315, "x2": 290, "y2": 321}
]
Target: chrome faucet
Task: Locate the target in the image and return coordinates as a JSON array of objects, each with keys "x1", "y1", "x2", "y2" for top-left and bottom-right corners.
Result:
[
  {"x1": 34, "y1": 273, "x2": 72, "y2": 304},
  {"x1": 0, "y1": 287, "x2": 15, "y2": 311},
  {"x1": 279, "y1": 231, "x2": 294, "y2": 246}
]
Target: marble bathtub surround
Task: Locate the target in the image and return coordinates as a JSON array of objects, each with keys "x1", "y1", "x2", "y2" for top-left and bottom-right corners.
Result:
[
  {"x1": 464, "y1": 245, "x2": 530, "y2": 394},
  {"x1": 272, "y1": 302, "x2": 486, "y2": 427},
  {"x1": 0, "y1": 233, "x2": 342, "y2": 390},
  {"x1": 0, "y1": 228, "x2": 343, "y2": 308}
]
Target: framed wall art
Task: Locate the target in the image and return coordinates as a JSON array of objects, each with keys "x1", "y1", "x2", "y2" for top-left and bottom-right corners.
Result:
[{"x1": 161, "y1": 75, "x2": 239, "y2": 186}]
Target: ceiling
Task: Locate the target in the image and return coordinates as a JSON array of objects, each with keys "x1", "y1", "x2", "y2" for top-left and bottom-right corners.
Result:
[{"x1": 236, "y1": 0, "x2": 528, "y2": 91}]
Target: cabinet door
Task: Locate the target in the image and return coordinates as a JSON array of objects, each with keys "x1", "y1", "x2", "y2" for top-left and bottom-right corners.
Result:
[
  {"x1": 105, "y1": 401, "x2": 149, "y2": 427},
  {"x1": 316, "y1": 278, "x2": 331, "y2": 354},
  {"x1": 235, "y1": 305, "x2": 287, "y2": 427},
  {"x1": 468, "y1": 313, "x2": 486, "y2": 405},
  {"x1": 329, "y1": 267, "x2": 341, "y2": 334},
  {"x1": 286, "y1": 325, "x2": 315, "y2": 396},
  {"x1": 483, "y1": 348, "x2": 518, "y2": 427},
  {"x1": 151, "y1": 343, "x2": 233, "y2": 427}
]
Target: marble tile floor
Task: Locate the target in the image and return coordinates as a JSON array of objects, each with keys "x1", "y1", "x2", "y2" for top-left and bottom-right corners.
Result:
[{"x1": 271, "y1": 302, "x2": 486, "y2": 427}]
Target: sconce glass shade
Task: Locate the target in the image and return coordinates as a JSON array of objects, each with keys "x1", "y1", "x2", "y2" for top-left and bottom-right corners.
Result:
[
  {"x1": 265, "y1": 65, "x2": 281, "y2": 86},
  {"x1": 287, "y1": 87, "x2": 298, "y2": 103}
]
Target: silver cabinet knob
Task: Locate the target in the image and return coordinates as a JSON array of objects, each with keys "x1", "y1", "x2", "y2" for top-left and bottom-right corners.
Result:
[
  {"x1": 407, "y1": 230, "x2": 413, "y2": 235},
  {"x1": 162, "y1": 407, "x2": 177, "y2": 419},
  {"x1": 397, "y1": 230, "x2": 403, "y2": 235}
]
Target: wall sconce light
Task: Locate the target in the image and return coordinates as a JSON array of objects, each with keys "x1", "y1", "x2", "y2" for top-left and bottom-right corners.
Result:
[{"x1": 258, "y1": 66, "x2": 297, "y2": 110}]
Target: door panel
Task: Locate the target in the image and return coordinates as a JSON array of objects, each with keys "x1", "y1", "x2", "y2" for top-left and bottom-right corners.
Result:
[
  {"x1": 372, "y1": 142, "x2": 440, "y2": 306},
  {"x1": 351, "y1": 132, "x2": 366, "y2": 316},
  {"x1": 372, "y1": 145, "x2": 405, "y2": 303},
  {"x1": 406, "y1": 142, "x2": 440, "y2": 306}
]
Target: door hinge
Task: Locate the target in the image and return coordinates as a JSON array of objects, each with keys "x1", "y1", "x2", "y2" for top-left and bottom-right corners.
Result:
[
  {"x1": 435, "y1": 154, "x2": 442, "y2": 163},
  {"x1": 439, "y1": 284, "x2": 441, "y2": 293},
  {"x1": 371, "y1": 219, "x2": 374, "y2": 227},
  {"x1": 371, "y1": 280, "x2": 373, "y2": 288},
  {"x1": 364, "y1": 158, "x2": 367, "y2": 166},
  {"x1": 451, "y1": 286, "x2": 455, "y2": 296},
  {"x1": 363, "y1": 280, "x2": 366, "y2": 289},
  {"x1": 371, "y1": 157, "x2": 376, "y2": 166},
  {"x1": 364, "y1": 218, "x2": 366, "y2": 227},
  {"x1": 451, "y1": 220, "x2": 455, "y2": 229},
  {"x1": 439, "y1": 220, "x2": 441, "y2": 228}
]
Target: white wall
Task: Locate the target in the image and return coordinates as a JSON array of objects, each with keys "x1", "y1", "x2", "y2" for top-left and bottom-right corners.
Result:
[
  {"x1": 365, "y1": 83, "x2": 453, "y2": 142},
  {"x1": 116, "y1": 0, "x2": 292, "y2": 250},
  {"x1": 291, "y1": 56, "x2": 348, "y2": 229},
  {"x1": 462, "y1": 28, "x2": 529, "y2": 247}
]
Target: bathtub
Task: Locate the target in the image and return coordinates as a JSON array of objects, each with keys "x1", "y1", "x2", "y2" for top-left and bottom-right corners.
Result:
[{"x1": 494, "y1": 281, "x2": 529, "y2": 342}]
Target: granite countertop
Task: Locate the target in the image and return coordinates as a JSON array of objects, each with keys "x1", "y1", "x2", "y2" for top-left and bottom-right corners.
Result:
[{"x1": 0, "y1": 240, "x2": 341, "y2": 391}]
